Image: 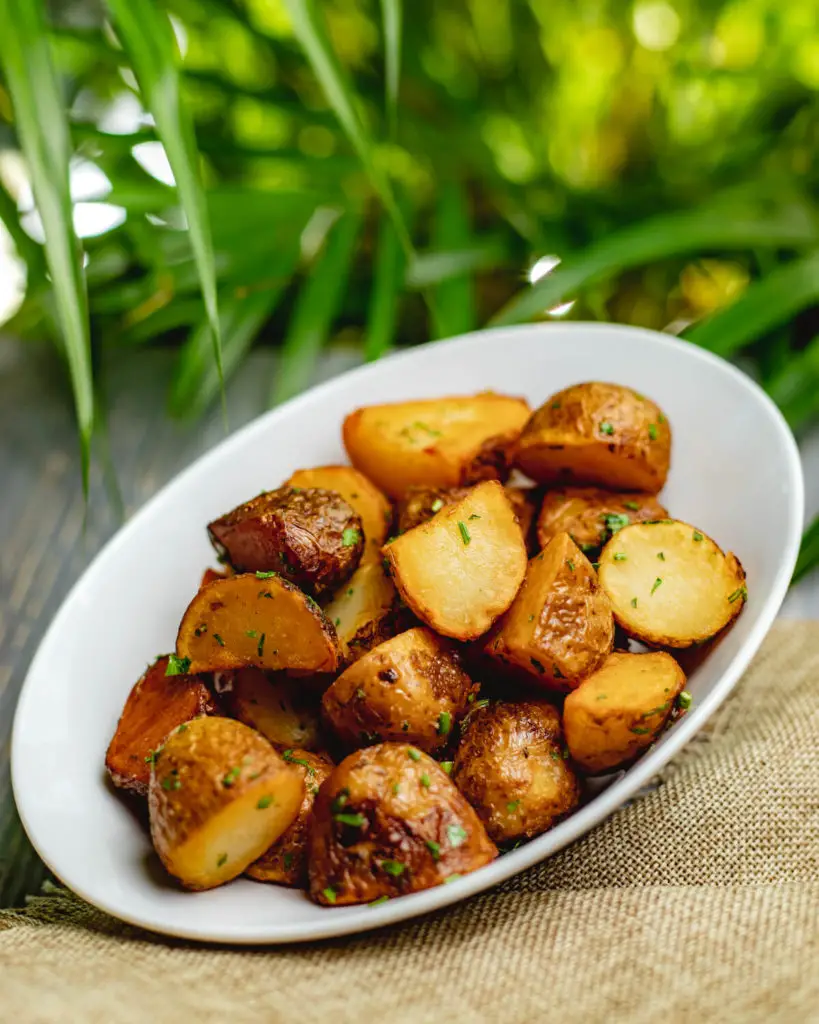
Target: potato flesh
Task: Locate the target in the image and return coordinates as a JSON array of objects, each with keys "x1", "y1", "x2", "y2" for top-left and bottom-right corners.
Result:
[
  {"x1": 563, "y1": 652, "x2": 686, "y2": 773},
  {"x1": 322, "y1": 559, "x2": 399, "y2": 661},
  {"x1": 536, "y1": 487, "x2": 668, "y2": 555},
  {"x1": 384, "y1": 480, "x2": 527, "y2": 641},
  {"x1": 225, "y1": 668, "x2": 322, "y2": 750},
  {"x1": 598, "y1": 520, "x2": 746, "y2": 647},
  {"x1": 343, "y1": 393, "x2": 530, "y2": 498},
  {"x1": 486, "y1": 532, "x2": 613, "y2": 689},
  {"x1": 176, "y1": 573, "x2": 339, "y2": 674}
]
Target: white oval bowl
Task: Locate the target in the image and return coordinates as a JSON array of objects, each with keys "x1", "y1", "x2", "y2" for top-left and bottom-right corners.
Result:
[{"x1": 12, "y1": 323, "x2": 804, "y2": 944}]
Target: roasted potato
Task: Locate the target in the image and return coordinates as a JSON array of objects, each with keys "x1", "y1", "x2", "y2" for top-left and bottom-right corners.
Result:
[
  {"x1": 597, "y1": 519, "x2": 747, "y2": 647},
  {"x1": 563, "y1": 652, "x2": 686, "y2": 773},
  {"x1": 505, "y1": 485, "x2": 538, "y2": 552},
  {"x1": 485, "y1": 532, "x2": 614, "y2": 690},
  {"x1": 384, "y1": 480, "x2": 527, "y2": 641},
  {"x1": 343, "y1": 392, "x2": 531, "y2": 498},
  {"x1": 536, "y1": 487, "x2": 668, "y2": 556},
  {"x1": 322, "y1": 628, "x2": 478, "y2": 753},
  {"x1": 208, "y1": 486, "x2": 363, "y2": 597},
  {"x1": 515, "y1": 382, "x2": 671, "y2": 493},
  {"x1": 286, "y1": 465, "x2": 392, "y2": 563},
  {"x1": 177, "y1": 572, "x2": 340, "y2": 675},
  {"x1": 452, "y1": 700, "x2": 580, "y2": 843},
  {"x1": 322, "y1": 559, "x2": 403, "y2": 663},
  {"x1": 395, "y1": 486, "x2": 472, "y2": 534},
  {"x1": 221, "y1": 667, "x2": 323, "y2": 750},
  {"x1": 246, "y1": 749, "x2": 334, "y2": 886},
  {"x1": 105, "y1": 655, "x2": 218, "y2": 797},
  {"x1": 148, "y1": 717, "x2": 304, "y2": 890},
  {"x1": 308, "y1": 743, "x2": 497, "y2": 905}
]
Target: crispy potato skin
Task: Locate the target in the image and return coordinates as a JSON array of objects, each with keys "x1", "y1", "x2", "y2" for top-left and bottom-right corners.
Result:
[
  {"x1": 322, "y1": 628, "x2": 478, "y2": 754},
  {"x1": 597, "y1": 520, "x2": 747, "y2": 647},
  {"x1": 563, "y1": 652, "x2": 686, "y2": 773},
  {"x1": 342, "y1": 393, "x2": 531, "y2": 498},
  {"x1": 486, "y1": 533, "x2": 613, "y2": 690},
  {"x1": 247, "y1": 749, "x2": 334, "y2": 886},
  {"x1": 384, "y1": 480, "x2": 528, "y2": 641},
  {"x1": 177, "y1": 573, "x2": 340, "y2": 675},
  {"x1": 105, "y1": 656, "x2": 218, "y2": 797},
  {"x1": 308, "y1": 743, "x2": 497, "y2": 905},
  {"x1": 149, "y1": 717, "x2": 304, "y2": 890},
  {"x1": 536, "y1": 487, "x2": 668, "y2": 555},
  {"x1": 515, "y1": 382, "x2": 671, "y2": 493},
  {"x1": 285, "y1": 466, "x2": 392, "y2": 564},
  {"x1": 221, "y1": 668, "x2": 323, "y2": 750},
  {"x1": 395, "y1": 486, "x2": 472, "y2": 534},
  {"x1": 208, "y1": 486, "x2": 363, "y2": 597},
  {"x1": 452, "y1": 701, "x2": 580, "y2": 843}
]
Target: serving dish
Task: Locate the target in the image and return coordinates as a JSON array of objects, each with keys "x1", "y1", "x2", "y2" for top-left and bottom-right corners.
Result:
[{"x1": 12, "y1": 322, "x2": 804, "y2": 943}]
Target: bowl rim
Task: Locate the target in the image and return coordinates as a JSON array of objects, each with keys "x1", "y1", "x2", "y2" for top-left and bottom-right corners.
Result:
[{"x1": 11, "y1": 321, "x2": 805, "y2": 943}]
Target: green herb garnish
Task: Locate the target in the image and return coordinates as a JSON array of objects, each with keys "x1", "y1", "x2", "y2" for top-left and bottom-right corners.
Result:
[
  {"x1": 165, "y1": 655, "x2": 191, "y2": 676},
  {"x1": 604, "y1": 512, "x2": 630, "y2": 535},
  {"x1": 623, "y1": 501, "x2": 640, "y2": 511},
  {"x1": 255, "y1": 570, "x2": 278, "y2": 579},
  {"x1": 283, "y1": 853, "x2": 294, "y2": 871},
  {"x1": 426, "y1": 840, "x2": 441, "y2": 860},
  {"x1": 222, "y1": 766, "x2": 241, "y2": 788},
  {"x1": 440, "y1": 761, "x2": 454, "y2": 775},
  {"x1": 342, "y1": 528, "x2": 361, "y2": 547},
  {"x1": 657, "y1": 551, "x2": 665, "y2": 560},
  {"x1": 457, "y1": 521, "x2": 471, "y2": 545},
  {"x1": 257, "y1": 633, "x2": 266, "y2": 657},
  {"x1": 613, "y1": 552, "x2": 627, "y2": 561},
  {"x1": 217, "y1": 853, "x2": 228, "y2": 868},
  {"x1": 631, "y1": 597, "x2": 638, "y2": 608},
  {"x1": 447, "y1": 823, "x2": 467, "y2": 847},
  {"x1": 648, "y1": 424, "x2": 658, "y2": 440},
  {"x1": 431, "y1": 498, "x2": 444, "y2": 513},
  {"x1": 677, "y1": 690, "x2": 693, "y2": 710},
  {"x1": 566, "y1": 559, "x2": 575, "y2": 572},
  {"x1": 693, "y1": 530, "x2": 704, "y2": 542},
  {"x1": 438, "y1": 711, "x2": 452, "y2": 736},
  {"x1": 257, "y1": 795, "x2": 274, "y2": 809},
  {"x1": 194, "y1": 624, "x2": 208, "y2": 637},
  {"x1": 651, "y1": 577, "x2": 663, "y2": 595},
  {"x1": 599, "y1": 421, "x2": 614, "y2": 436},
  {"x1": 334, "y1": 812, "x2": 366, "y2": 827},
  {"x1": 330, "y1": 788, "x2": 350, "y2": 813},
  {"x1": 322, "y1": 887, "x2": 338, "y2": 904},
  {"x1": 213, "y1": 634, "x2": 225, "y2": 647},
  {"x1": 728, "y1": 585, "x2": 747, "y2": 604},
  {"x1": 381, "y1": 860, "x2": 405, "y2": 876},
  {"x1": 468, "y1": 513, "x2": 481, "y2": 521},
  {"x1": 506, "y1": 800, "x2": 520, "y2": 813},
  {"x1": 407, "y1": 747, "x2": 421, "y2": 761},
  {"x1": 368, "y1": 895, "x2": 390, "y2": 907},
  {"x1": 420, "y1": 773, "x2": 431, "y2": 788},
  {"x1": 283, "y1": 750, "x2": 314, "y2": 772},
  {"x1": 144, "y1": 749, "x2": 159, "y2": 765},
  {"x1": 630, "y1": 726, "x2": 652, "y2": 735},
  {"x1": 444, "y1": 874, "x2": 461, "y2": 884}
]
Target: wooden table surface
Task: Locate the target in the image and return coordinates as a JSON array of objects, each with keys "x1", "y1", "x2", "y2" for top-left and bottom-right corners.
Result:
[{"x1": 2, "y1": 338, "x2": 817, "y2": 907}]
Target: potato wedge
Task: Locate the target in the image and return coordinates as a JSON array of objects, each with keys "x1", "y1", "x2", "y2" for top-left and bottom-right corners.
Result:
[
  {"x1": 536, "y1": 487, "x2": 668, "y2": 556},
  {"x1": 563, "y1": 652, "x2": 686, "y2": 773},
  {"x1": 105, "y1": 656, "x2": 218, "y2": 797},
  {"x1": 221, "y1": 667, "x2": 323, "y2": 750},
  {"x1": 285, "y1": 465, "x2": 392, "y2": 563},
  {"x1": 343, "y1": 392, "x2": 531, "y2": 498},
  {"x1": 505, "y1": 485, "x2": 538, "y2": 552},
  {"x1": 515, "y1": 382, "x2": 671, "y2": 493},
  {"x1": 322, "y1": 627, "x2": 478, "y2": 753},
  {"x1": 485, "y1": 532, "x2": 614, "y2": 690},
  {"x1": 597, "y1": 519, "x2": 747, "y2": 647},
  {"x1": 208, "y1": 486, "x2": 363, "y2": 597},
  {"x1": 308, "y1": 743, "x2": 497, "y2": 905},
  {"x1": 383, "y1": 480, "x2": 527, "y2": 641},
  {"x1": 395, "y1": 486, "x2": 472, "y2": 534},
  {"x1": 246, "y1": 749, "x2": 334, "y2": 886},
  {"x1": 177, "y1": 573, "x2": 340, "y2": 674},
  {"x1": 322, "y1": 559, "x2": 402, "y2": 663},
  {"x1": 148, "y1": 717, "x2": 304, "y2": 890},
  {"x1": 452, "y1": 700, "x2": 580, "y2": 842}
]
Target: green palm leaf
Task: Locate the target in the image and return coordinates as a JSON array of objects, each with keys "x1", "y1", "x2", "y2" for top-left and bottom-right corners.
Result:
[
  {"x1": 364, "y1": 210, "x2": 405, "y2": 362},
  {"x1": 379, "y1": 0, "x2": 402, "y2": 138},
  {"x1": 429, "y1": 181, "x2": 476, "y2": 339},
  {"x1": 0, "y1": 0, "x2": 93, "y2": 487}
]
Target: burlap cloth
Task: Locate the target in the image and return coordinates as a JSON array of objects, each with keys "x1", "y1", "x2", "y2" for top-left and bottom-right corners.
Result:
[{"x1": 1, "y1": 621, "x2": 817, "y2": 1024}]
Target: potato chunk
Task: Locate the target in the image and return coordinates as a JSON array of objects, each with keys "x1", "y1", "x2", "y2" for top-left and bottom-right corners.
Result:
[
  {"x1": 383, "y1": 480, "x2": 527, "y2": 641},
  {"x1": 105, "y1": 655, "x2": 218, "y2": 797},
  {"x1": 485, "y1": 532, "x2": 613, "y2": 690},
  {"x1": 395, "y1": 486, "x2": 472, "y2": 534},
  {"x1": 177, "y1": 573, "x2": 340, "y2": 675},
  {"x1": 308, "y1": 743, "x2": 497, "y2": 905},
  {"x1": 515, "y1": 382, "x2": 671, "y2": 493},
  {"x1": 452, "y1": 700, "x2": 580, "y2": 843},
  {"x1": 343, "y1": 392, "x2": 531, "y2": 498},
  {"x1": 285, "y1": 465, "x2": 392, "y2": 564},
  {"x1": 148, "y1": 717, "x2": 304, "y2": 890},
  {"x1": 247, "y1": 749, "x2": 334, "y2": 886},
  {"x1": 208, "y1": 486, "x2": 363, "y2": 597},
  {"x1": 505, "y1": 485, "x2": 538, "y2": 552},
  {"x1": 597, "y1": 519, "x2": 747, "y2": 647},
  {"x1": 222, "y1": 667, "x2": 323, "y2": 751},
  {"x1": 563, "y1": 652, "x2": 686, "y2": 773},
  {"x1": 322, "y1": 559, "x2": 403, "y2": 663},
  {"x1": 322, "y1": 628, "x2": 478, "y2": 753},
  {"x1": 536, "y1": 487, "x2": 668, "y2": 556}
]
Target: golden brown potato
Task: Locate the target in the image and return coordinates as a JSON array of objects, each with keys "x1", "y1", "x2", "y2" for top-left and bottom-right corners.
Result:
[
  {"x1": 208, "y1": 486, "x2": 363, "y2": 597},
  {"x1": 485, "y1": 532, "x2": 614, "y2": 690},
  {"x1": 536, "y1": 487, "x2": 668, "y2": 556},
  {"x1": 343, "y1": 392, "x2": 531, "y2": 498},
  {"x1": 105, "y1": 656, "x2": 218, "y2": 797},
  {"x1": 505, "y1": 485, "x2": 538, "y2": 552},
  {"x1": 564, "y1": 652, "x2": 686, "y2": 773},
  {"x1": 148, "y1": 717, "x2": 304, "y2": 890},
  {"x1": 221, "y1": 667, "x2": 323, "y2": 751},
  {"x1": 177, "y1": 572, "x2": 340, "y2": 675},
  {"x1": 308, "y1": 743, "x2": 497, "y2": 905},
  {"x1": 322, "y1": 559, "x2": 403, "y2": 663},
  {"x1": 384, "y1": 480, "x2": 527, "y2": 641},
  {"x1": 321, "y1": 628, "x2": 478, "y2": 753},
  {"x1": 285, "y1": 465, "x2": 392, "y2": 564},
  {"x1": 395, "y1": 486, "x2": 472, "y2": 534},
  {"x1": 515, "y1": 382, "x2": 671, "y2": 493},
  {"x1": 452, "y1": 700, "x2": 580, "y2": 843},
  {"x1": 246, "y1": 749, "x2": 334, "y2": 886},
  {"x1": 597, "y1": 519, "x2": 747, "y2": 647}
]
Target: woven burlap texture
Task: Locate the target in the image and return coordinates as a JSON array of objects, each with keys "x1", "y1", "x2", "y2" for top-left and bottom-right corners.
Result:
[{"x1": 2, "y1": 620, "x2": 818, "y2": 1024}]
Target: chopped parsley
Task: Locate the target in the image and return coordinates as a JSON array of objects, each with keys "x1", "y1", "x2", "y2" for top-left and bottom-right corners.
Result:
[
  {"x1": 566, "y1": 559, "x2": 575, "y2": 572},
  {"x1": 604, "y1": 512, "x2": 630, "y2": 535},
  {"x1": 407, "y1": 747, "x2": 421, "y2": 761},
  {"x1": 613, "y1": 553, "x2": 627, "y2": 561},
  {"x1": 414, "y1": 421, "x2": 442, "y2": 437},
  {"x1": 528, "y1": 614, "x2": 535, "y2": 622},
  {"x1": 728, "y1": 586, "x2": 747, "y2": 604},
  {"x1": 222, "y1": 766, "x2": 241, "y2": 788},
  {"x1": 426, "y1": 840, "x2": 441, "y2": 860},
  {"x1": 630, "y1": 726, "x2": 652, "y2": 735},
  {"x1": 258, "y1": 590, "x2": 274, "y2": 600},
  {"x1": 392, "y1": 782, "x2": 401, "y2": 794},
  {"x1": 530, "y1": 657, "x2": 545, "y2": 673},
  {"x1": 631, "y1": 597, "x2": 638, "y2": 608},
  {"x1": 245, "y1": 629, "x2": 258, "y2": 638},
  {"x1": 217, "y1": 853, "x2": 228, "y2": 868},
  {"x1": 468, "y1": 513, "x2": 481, "y2": 521},
  {"x1": 283, "y1": 853, "x2": 294, "y2": 871},
  {"x1": 657, "y1": 551, "x2": 665, "y2": 560},
  {"x1": 257, "y1": 633, "x2": 266, "y2": 657},
  {"x1": 194, "y1": 624, "x2": 208, "y2": 637},
  {"x1": 457, "y1": 521, "x2": 471, "y2": 545},
  {"x1": 599, "y1": 421, "x2": 615, "y2": 436},
  {"x1": 381, "y1": 860, "x2": 405, "y2": 877},
  {"x1": 144, "y1": 749, "x2": 159, "y2": 765},
  {"x1": 677, "y1": 690, "x2": 693, "y2": 710},
  {"x1": 335, "y1": 618, "x2": 341, "y2": 627},
  {"x1": 595, "y1": 694, "x2": 608, "y2": 701},
  {"x1": 438, "y1": 711, "x2": 452, "y2": 736},
  {"x1": 342, "y1": 528, "x2": 361, "y2": 547},
  {"x1": 255, "y1": 570, "x2": 278, "y2": 579},
  {"x1": 440, "y1": 761, "x2": 454, "y2": 775},
  {"x1": 347, "y1": 587, "x2": 354, "y2": 596},
  {"x1": 334, "y1": 812, "x2": 366, "y2": 828},
  {"x1": 651, "y1": 577, "x2": 663, "y2": 595},
  {"x1": 444, "y1": 874, "x2": 461, "y2": 884},
  {"x1": 447, "y1": 823, "x2": 467, "y2": 847},
  {"x1": 551, "y1": 400, "x2": 561, "y2": 409},
  {"x1": 506, "y1": 800, "x2": 520, "y2": 813},
  {"x1": 368, "y1": 895, "x2": 390, "y2": 907},
  {"x1": 330, "y1": 788, "x2": 350, "y2": 813},
  {"x1": 420, "y1": 773, "x2": 431, "y2": 788},
  {"x1": 161, "y1": 773, "x2": 182, "y2": 791},
  {"x1": 165, "y1": 655, "x2": 191, "y2": 676},
  {"x1": 283, "y1": 750, "x2": 314, "y2": 773},
  {"x1": 257, "y1": 795, "x2": 274, "y2": 809},
  {"x1": 623, "y1": 501, "x2": 640, "y2": 511},
  {"x1": 431, "y1": 498, "x2": 444, "y2": 513},
  {"x1": 322, "y1": 887, "x2": 338, "y2": 904},
  {"x1": 693, "y1": 531, "x2": 704, "y2": 542},
  {"x1": 355, "y1": 687, "x2": 366, "y2": 699},
  {"x1": 648, "y1": 424, "x2": 658, "y2": 441},
  {"x1": 213, "y1": 634, "x2": 225, "y2": 647}
]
